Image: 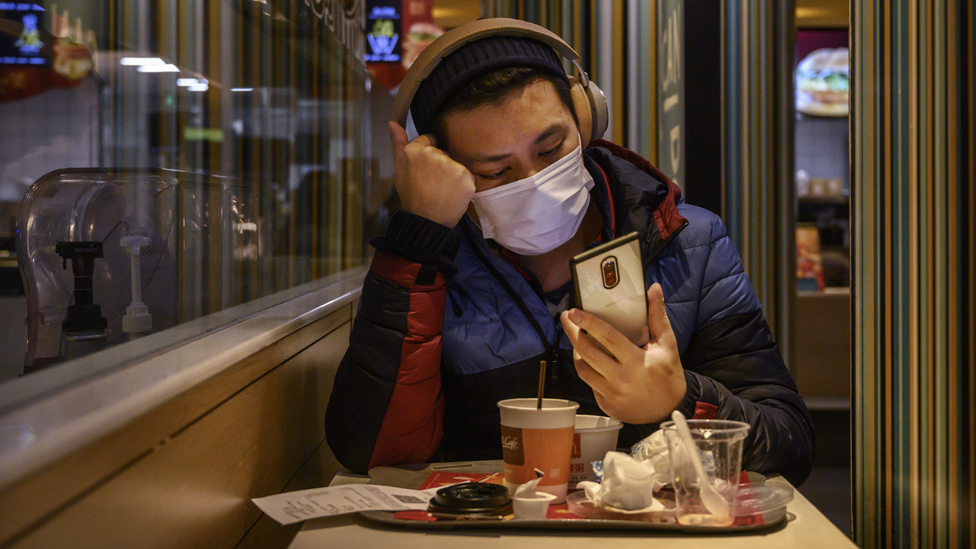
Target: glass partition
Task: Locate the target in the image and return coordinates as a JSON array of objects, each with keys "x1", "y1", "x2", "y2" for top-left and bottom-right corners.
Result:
[{"x1": 0, "y1": 1, "x2": 391, "y2": 382}]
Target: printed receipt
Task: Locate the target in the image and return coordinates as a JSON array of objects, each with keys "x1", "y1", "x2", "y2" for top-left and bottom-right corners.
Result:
[{"x1": 252, "y1": 484, "x2": 442, "y2": 525}]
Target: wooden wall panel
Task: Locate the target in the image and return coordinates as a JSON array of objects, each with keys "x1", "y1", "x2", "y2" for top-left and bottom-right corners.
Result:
[
  {"x1": 236, "y1": 441, "x2": 340, "y2": 549},
  {"x1": 794, "y1": 291, "x2": 852, "y2": 402},
  {"x1": 0, "y1": 309, "x2": 351, "y2": 548}
]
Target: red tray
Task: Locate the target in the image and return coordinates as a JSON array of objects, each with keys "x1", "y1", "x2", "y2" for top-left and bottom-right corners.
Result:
[{"x1": 359, "y1": 460, "x2": 788, "y2": 534}]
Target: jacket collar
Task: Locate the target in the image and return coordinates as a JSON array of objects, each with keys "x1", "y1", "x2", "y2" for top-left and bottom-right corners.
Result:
[{"x1": 584, "y1": 139, "x2": 688, "y2": 263}]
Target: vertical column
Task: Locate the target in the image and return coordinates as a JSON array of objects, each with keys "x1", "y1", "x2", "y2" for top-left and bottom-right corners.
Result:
[
  {"x1": 851, "y1": 0, "x2": 975, "y2": 546},
  {"x1": 721, "y1": 0, "x2": 794, "y2": 359}
]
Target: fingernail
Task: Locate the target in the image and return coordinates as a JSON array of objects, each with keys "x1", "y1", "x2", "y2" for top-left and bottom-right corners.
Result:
[{"x1": 568, "y1": 309, "x2": 581, "y2": 322}]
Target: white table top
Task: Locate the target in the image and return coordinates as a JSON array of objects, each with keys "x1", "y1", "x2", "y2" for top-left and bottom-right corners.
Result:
[{"x1": 288, "y1": 466, "x2": 855, "y2": 549}]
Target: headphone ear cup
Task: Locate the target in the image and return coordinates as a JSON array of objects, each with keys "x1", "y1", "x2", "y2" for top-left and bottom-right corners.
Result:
[
  {"x1": 582, "y1": 80, "x2": 609, "y2": 145},
  {"x1": 569, "y1": 76, "x2": 609, "y2": 148},
  {"x1": 569, "y1": 77, "x2": 593, "y2": 148}
]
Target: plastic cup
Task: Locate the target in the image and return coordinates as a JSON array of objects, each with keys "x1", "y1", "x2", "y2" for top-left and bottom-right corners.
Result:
[
  {"x1": 660, "y1": 419, "x2": 750, "y2": 526},
  {"x1": 498, "y1": 398, "x2": 579, "y2": 503},
  {"x1": 569, "y1": 415, "x2": 623, "y2": 487}
]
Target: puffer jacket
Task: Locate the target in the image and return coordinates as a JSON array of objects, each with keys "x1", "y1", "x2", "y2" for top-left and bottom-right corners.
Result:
[{"x1": 325, "y1": 140, "x2": 815, "y2": 486}]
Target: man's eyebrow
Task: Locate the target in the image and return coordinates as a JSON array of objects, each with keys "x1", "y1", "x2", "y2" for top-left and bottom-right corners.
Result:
[
  {"x1": 472, "y1": 151, "x2": 512, "y2": 164},
  {"x1": 532, "y1": 124, "x2": 564, "y2": 145},
  {"x1": 471, "y1": 124, "x2": 567, "y2": 164}
]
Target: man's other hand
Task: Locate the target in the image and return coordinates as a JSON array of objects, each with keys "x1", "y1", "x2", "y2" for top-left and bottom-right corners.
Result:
[
  {"x1": 560, "y1": 283, "x2": 687, "y2": 424},
  {"x1": 389, "y1": 121, "x2": 476, "y2": 228}
]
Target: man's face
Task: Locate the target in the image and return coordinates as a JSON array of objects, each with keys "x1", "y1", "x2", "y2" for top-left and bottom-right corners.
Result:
[{"x1": 442, "y1": 79, "x2": 580, "y2": 193}]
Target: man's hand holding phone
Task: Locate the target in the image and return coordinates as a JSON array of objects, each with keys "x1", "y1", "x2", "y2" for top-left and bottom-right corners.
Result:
[
  {"x1": 389, "y1": 121, "x2": 475, "y2": 228},
  {"x1": 560, "y1": 283, "x2": 687, "y2": 424}
]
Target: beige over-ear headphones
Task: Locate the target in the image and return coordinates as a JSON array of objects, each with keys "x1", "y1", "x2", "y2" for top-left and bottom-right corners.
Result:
[{"x1": 392, "y1": 18, "x2": 609, "y2": 149}]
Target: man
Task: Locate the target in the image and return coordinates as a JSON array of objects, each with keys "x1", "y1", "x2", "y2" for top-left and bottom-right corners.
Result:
[{"x1": 325, "y1": 20, "x2": 814, "y2": 486}]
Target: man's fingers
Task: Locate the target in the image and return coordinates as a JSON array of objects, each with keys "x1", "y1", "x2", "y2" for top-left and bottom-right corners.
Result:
[
  {"x1": 412, "y1": 133, "x2": 438, "y2": 149},
  {"x1": 388, "y1": 121, "x2": 409, "y2": 158},
  {"x1": 572, "y1": 354, "x2": 610, "y2": 393},
  {"x1": 646, "y1": 283, "x2": 676, "y2": 346},
  {"x1": 573, "y1": 328, "x2": 616, "y2": 366},
  {"x1": 390, "y1": 121, "x2": 440, "y2": 157},
  {"x1": 565, "y1": 308, "x2": 640, "y2": 362},
  {"x1": 562, "y1": 312, "x2": 610, "y2": 365}
]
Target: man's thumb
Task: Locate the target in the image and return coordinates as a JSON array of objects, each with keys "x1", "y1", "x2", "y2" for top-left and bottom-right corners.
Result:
[
  {"x1": 646, "y1": 283, "x2": 674, "y2": 344},
  {"x1": 389, "y1": 120, "x2": 408, "y2": 157}
]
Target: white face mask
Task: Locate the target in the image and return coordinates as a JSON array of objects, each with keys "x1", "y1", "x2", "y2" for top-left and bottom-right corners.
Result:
[{"x1": 470, "y1": 140, "x2": 595, "y2": 255}]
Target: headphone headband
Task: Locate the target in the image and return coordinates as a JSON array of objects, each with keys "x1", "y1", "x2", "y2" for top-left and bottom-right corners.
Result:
[{"x1": 392, "y1": 18, "x2": 587, "y2": 128}]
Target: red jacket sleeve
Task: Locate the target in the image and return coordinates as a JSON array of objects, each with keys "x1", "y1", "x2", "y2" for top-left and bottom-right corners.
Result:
[
  {"x1": 365, "y1": 252, "x2": 446, "y2": 468},
  {"x1": 325, "y1": 245, "x2": 451, "y2": 473}
]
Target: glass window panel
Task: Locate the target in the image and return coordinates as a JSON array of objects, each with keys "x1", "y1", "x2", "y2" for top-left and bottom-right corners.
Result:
[{"x1": 0, "y1": 0, "x2": 386, "y2": 381}]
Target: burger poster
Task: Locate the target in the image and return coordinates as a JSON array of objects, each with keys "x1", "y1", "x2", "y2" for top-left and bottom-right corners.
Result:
[
  {"x1": 795, "y1": 30, "x2": 849, "y2": 117},
  {"x1": 399, "y1": 2, "x2": 442, "y2": 73}
]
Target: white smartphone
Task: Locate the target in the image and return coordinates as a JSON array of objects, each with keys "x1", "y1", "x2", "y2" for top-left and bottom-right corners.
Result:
[{"x1": 570, "y1": 232, "x2": 650, "y2": 347}]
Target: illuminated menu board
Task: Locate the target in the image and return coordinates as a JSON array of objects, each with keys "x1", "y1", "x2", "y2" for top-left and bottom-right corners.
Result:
[
  {"x1": 364, "y1": 0, "x2": 401, "y2": 63},
  {"x1": 0, "y1": 2, "x2": 50, "y2": 66}
]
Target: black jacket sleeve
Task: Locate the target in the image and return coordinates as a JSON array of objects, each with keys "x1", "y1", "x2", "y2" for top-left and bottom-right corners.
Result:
[
  {"x1": 679, "y1": 309, "x2": 816, "y2": 486},
  {"x1": 672, "y1": 213, "x2": 815, "y2": 487}
]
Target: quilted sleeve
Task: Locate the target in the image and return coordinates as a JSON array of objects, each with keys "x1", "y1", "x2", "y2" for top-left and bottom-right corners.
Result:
[{"x1": 324, "y1": 211, "x2": 457, "y2": 473}]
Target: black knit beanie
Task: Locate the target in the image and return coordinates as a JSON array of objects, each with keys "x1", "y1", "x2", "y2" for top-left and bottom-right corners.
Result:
[{"x1": 410, "y1": 35, "x2": 569, "y2": 135}]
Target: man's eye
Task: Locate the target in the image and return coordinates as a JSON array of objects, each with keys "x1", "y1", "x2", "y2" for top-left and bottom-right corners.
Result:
[
  {"x1": 540, "y1": 144, "x2": 562, "y2": 157},
  {"x1": 479, "y1": 168, "x2": 508, "y2": 180}
]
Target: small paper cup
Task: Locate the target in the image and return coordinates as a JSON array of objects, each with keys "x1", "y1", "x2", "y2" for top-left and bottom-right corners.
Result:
[
  {"x1": 513, "y1": 491, "x2": 558, "y2": 520},
  {"x1": 569, "y1": 415, "x2": 623, "y2": 487},
  {"x1": 498, "y1": 398, "x2": 578, "y2": 504}
]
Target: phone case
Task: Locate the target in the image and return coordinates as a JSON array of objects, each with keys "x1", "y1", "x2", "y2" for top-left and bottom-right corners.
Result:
[{"x1": 570, "y1": 232, "x2": 650, "y2": 346}]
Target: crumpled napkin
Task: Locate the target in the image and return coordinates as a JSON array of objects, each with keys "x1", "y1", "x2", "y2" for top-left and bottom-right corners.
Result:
[
  {"x1": 577, "y1": 451, "x2": 665, "y2": 511},
  {"x1": 630, "y1": 428, "x2": 673, "y2": 488}
]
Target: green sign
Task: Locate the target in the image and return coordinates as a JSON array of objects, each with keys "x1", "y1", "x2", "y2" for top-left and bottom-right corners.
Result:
[{"x1": 184, "y1": 127, "x2": 224, "y2": 142}]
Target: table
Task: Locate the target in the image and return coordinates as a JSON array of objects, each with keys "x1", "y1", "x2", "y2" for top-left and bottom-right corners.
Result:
[{"x1": 288, "y1": 463, "x2": 856, "y2": 549}]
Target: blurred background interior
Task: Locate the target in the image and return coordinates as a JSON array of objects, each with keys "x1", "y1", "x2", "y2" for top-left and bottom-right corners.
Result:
[
  {"x1": 0, "y1": 0, "x2": 971, "y2": 547},
  {"x1": 0, "y1": 0, "x2": 849, "y2": 537}
]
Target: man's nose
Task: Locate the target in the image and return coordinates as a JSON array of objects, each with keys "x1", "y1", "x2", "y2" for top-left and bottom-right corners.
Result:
[{"x1": 519, "y1": 162, "x2": 546, "y2": 180}]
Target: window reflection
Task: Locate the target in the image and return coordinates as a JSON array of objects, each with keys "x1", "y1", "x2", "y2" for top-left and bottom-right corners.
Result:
[{"x1": 0, "y1": 1, "x2": 386, "y2": 379}]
